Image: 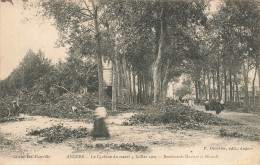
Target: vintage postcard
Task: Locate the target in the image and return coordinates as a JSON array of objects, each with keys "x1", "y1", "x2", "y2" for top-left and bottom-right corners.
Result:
[{"x1": 0, "y1": 0, "x2": 260, "y2": 164}]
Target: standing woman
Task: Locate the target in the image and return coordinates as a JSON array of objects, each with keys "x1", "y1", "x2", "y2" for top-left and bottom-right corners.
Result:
[
  {"x1": 12, "y1": 101, "x2": 20, "y2": 116},
  {"x1": 215, "y1": 99, "x2": 221, "y2": 114},
  {"x1": 91, "y1": 106, "x2": 110, "y2": 140},
  {"x1": 204, "y1": 99, "x2": 209, "y2": 111}
]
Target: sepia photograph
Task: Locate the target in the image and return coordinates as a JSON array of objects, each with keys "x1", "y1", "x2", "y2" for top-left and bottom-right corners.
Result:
[{"x1": 0, "y1": 0, "x2": 260, "y2": 164}]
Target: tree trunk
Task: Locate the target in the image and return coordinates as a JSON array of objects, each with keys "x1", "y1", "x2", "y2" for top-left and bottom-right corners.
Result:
[
  {"x1": 258, "y1": 57, "x2": 260, "y2": 106},
  {"x1": 203, "y1": 74, "x2": 208, "y2": 100},
  {"x1": 112, "y1": 52, "x2": 118, "y2": 111},
  {"x1": 212, "y1": 71, "x2": 216, "y2": 100},
  {"x1": 137, "y1": 72, "x2": 141, "y2": 103},
  {"x1": 232, "y1": 78, "x2": 235, "y2": 103},
  {"x1": 235, "y1": 81, "x2": 239, "y2": 103},
  {"x1": 92, "y1": 3, "x2": 104, "y2": 106},
  {"x1": 198, "y1": 80, "x2": 202, "y2": 100},
  {"x1": 195, "y1": 81, "x2": 198, "y2": 100},
  {"x1": 252, "y1": 67, "x2": 257, "y2": 105},
  {"x1": 144, "y1": 75, "x2": 148, "y2": 102},
  {"x1": 132, "y1": 67, "x2": 137, "y2": 103},
  {"x1": 258, "y1": 59, "x2": 260, "y2": 106},
  {"x1": 147, "y1": 81, "x2": 150, "y2": 101},
  {"x1": 161, "y1": 65, "x2": 169, "y2": 105},
  {"x1": 104, "y1": 18, "x2": 117, "y2": 110},
  {"x1": 128, "y1": 66, "x2": 132, "y2": 103},
  {"x1": 217, "y1": 66, "x2": 221, "y2": 100},
  {"x1": 151, "y1": 80, "x2": 154, "y2": 101},
  {"x1": 118, "y1": 59, "x2": 123, "y2": 102},
  {"x1": 257, "y1": 27, "x2": 260, "y2": 106},
  {"x1": 234, "y1": 74, "x2": 239, "y2": 103},
  {"x1": 242, "y1": 62, "x2": 249, "y2": 105},
  {"x1": 122, "y1": 52, "x2": 130, "y2": 102},
  {"x1": 224, "y1": 68, "x2": 227, "y2": 102},
  {"x1": 229, "y1": 69, "x2": 233, "y2": 102},
  {"x1": 140, "y1": 72, "x2": 144, "y2": 103},
  {"x1": 258, "y1": 68, "x2": 260, "y2": 106},
  {"x1": 207, "y1": 71, "x2": 211, "y2": 101},
  {"x1": 142, "y1": 73, "x2": 146, "y2": 102},
  {"x1": 153, "y1": 7, "x2": 164, "y2": 104}
]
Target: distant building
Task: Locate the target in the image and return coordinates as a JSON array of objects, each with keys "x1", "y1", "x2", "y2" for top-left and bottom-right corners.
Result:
[
  {"x1": 239, "y1": 86, "x2": 260, "y2": 105},
  {"x1": 222, "y1": 86, "x2": 260, "y2": 105},
  {"x1": 103, "y1": 61, "x2": 112, "y2": 86},
  {"x1": 103, "y1": 61, "x2": 112, "y2": 98}
]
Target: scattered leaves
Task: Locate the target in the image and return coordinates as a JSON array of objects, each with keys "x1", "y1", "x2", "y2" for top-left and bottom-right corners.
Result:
[
  {"x1": 219, "y1": 128, "x2": 259, "y2": 141},
  {"x1": 28, "y1": 123, "x2": 89, "y2": 143}
]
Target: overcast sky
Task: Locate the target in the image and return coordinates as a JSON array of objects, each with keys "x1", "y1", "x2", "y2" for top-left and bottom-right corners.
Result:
[{"x1": 0, "y1": 0, "x2": 67, "y2": 80}]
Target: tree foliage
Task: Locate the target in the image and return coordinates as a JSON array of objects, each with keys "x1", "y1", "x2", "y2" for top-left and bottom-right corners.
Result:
[{"x1": 1, "y1": 0, "x2": 260, "y2": 110}]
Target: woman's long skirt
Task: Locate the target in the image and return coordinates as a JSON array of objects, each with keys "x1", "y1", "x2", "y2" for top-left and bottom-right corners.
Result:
[
  {"x1": 215, "y1": 103, "x2": 222, "y2": 114},
  {"x1": 205, "y1": 104, "x2": 209, "y2": 111},
  {"x1": 91, "y1": 118, "x2": 110, "y2": 139}
]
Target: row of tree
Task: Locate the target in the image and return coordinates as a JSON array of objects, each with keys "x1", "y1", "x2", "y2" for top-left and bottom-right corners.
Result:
[
  {"x1": 32, "y1": 0, "x2": 209, "y2": 110},
  {"x1": 1, "y1": 0, "x2": 259, "y2": 110},
  {"x1": 185, "y1": 1, "x2": 260, "y2": 106}
]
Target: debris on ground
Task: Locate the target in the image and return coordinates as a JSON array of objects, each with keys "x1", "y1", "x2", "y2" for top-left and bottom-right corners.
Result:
[
  {"x1": 0, "y1": 117, "x2": 25, "y2": 123},
  {"x1": 219, "y1": 128, "x2": 259, "y2": 141},
  {"x1": 27, "y1": 123, "x2": 89, "y2": 143},
  {"x1": 123, "y1": 102, "x2": 240, "y2": 129}
]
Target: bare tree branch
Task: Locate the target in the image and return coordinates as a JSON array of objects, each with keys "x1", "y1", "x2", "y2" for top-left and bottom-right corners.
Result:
[
  {"x1": 79, "y1": 10, "x2": 93, "y2": 18},
  {"x1": 81, "y1": 0, "x2": 93, "y2": 16},
  {"x1": 52, "y1": 84, "x2": 93, "y2": 112}
]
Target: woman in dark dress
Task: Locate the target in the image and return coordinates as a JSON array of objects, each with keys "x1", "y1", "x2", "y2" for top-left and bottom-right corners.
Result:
[
  {"x1": 12, "y1": 101, "x2": 20, "y2": 116},
  {"x1": 204, "y1": 100, "x2": 210, "y2": 111},
  {"x1": 210, "y1": 99, "x2": 217, "y2": 110},
  {"x1": 215, "y1": 99, "x2": 221, "y2": 114},
  {"x1": 91, "y1": 106, "x2": 110, "y2": 140}
]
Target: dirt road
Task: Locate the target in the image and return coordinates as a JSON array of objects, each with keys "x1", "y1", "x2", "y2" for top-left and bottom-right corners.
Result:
[
  {"x1": 0, "y1": 109, "x2": 259, "y2": 165},
  {"x1": 191, "y1": 104, "x2": 260, "y2": 132}
]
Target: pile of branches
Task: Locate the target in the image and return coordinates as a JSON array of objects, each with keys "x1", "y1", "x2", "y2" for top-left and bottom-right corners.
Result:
[
  {"x1": 220, "y1": 128, "x2": 259, "y2": 141},
  {"x1": 0, "y1": 117, "x2": 25, "y2": 123},
  {"x1": 25, "y1": 89, "x2": 136, "y2": 119},
  {"x1": 28, "y1": 123, "x2": 89, "y2": 143},
  {"x1": 25, "y1": 93, "x2": 95, "y2": 119},
  {"x1": 123, "y1": 102, "x2": 240, "y2": 129}
]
